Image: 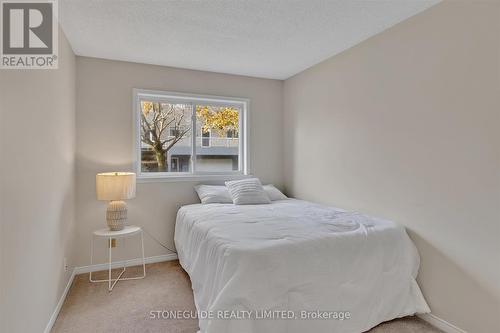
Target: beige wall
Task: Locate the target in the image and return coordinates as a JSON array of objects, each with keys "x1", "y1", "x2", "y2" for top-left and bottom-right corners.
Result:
[
  {"x1": 283, "y1": 1, "x2": 499, "y2": 332},
  {"x1": 75, "y1": 57, "x2": 283, "y2": 265},
  {"x1": 2, "y1": 2, "x2": 497, "y2": 332},
  {"x1": 0, "y1": 29, "x2": 76, "y2": 333}
]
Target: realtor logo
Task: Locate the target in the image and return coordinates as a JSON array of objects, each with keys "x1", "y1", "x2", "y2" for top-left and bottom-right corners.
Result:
[{"x1": 1, "y1": 0, "x2": 58, "y2": 68}]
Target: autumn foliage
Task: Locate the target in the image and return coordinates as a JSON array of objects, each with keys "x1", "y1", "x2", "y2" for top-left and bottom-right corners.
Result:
[{"x1": 196, "y1": 105, "x2": 239, "y2": 136}]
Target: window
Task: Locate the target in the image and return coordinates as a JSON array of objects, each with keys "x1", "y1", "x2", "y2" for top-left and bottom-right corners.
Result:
[
  {"x1": 201, "y1": 129, "x2": 211, "y2": 147},
  {"x1": 134, "y1": 89, "x2": 248, "y2": 179},
  {"x1": 226, "y1": 129, "x2": 238, "y2": 138},
  {"x1": 169, "y1": 126, "x2": 186, "y2": 138}
]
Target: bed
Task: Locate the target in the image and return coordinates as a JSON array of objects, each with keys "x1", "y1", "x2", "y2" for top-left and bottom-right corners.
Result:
[{"x1": 174, "y1": 199, "x2": 429, "y2": 333}]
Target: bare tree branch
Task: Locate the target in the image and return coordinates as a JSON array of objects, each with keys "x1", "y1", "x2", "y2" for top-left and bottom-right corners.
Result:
[
  {"x1": 140, "y1": 101, "x2": 192, "y2": 171},
  {"x1": 162, "y1": 127, "x2": 190, "y2": 147}
]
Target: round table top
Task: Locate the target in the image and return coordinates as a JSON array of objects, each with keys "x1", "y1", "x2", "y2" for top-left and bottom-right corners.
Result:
[{"x1": 93, "y1": 225, "x2": 141, "y2": 237}]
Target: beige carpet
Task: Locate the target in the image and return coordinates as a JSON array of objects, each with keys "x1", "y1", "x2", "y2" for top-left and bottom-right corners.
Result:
[{"x1": 52, "y1": 261, "x2": 441, "y2": 333}]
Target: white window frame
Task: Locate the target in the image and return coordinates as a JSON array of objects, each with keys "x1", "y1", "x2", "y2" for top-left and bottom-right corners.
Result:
[{"x1": 133, "y1": 89, "x2": 250, "y2": 182}]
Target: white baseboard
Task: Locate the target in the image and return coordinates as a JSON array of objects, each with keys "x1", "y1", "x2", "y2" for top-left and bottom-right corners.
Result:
[
  {"x1": 73, "y1": 253, "x2": 178, "y2": 274},
  {"x1": 44, "y1": 253, "x2": 177, "y2": 333},
  {"x1": 418, "y1": 313, "x2": 467, "y2": 333},
  {"x1": 43, "y1": 270, "x2": 76, "y2": 333}
]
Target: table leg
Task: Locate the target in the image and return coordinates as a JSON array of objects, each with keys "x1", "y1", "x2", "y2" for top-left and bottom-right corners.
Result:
[
  {"x1": 89, "y1": 229, "x2": 145, "y2": 289},
  {"x1": 108, "y1": 237, "x2": 112, "y2": 291},
  {"x1": 89, "y1": 235, "x2": 94, "y2": 282},
  {"x1": 141, "y1": 230, "x2": 146, "y2": 278}
]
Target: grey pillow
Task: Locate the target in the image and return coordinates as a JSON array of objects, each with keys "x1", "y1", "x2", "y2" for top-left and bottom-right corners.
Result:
[
  {"x1": 194, "y1": 185, "x2": 233, "y2": 204},
  {"x1": 225, "y1": 178, "x2": 271, "y2": 205},
  {"x1": 263, "y1": 184, "x2": 288, "y2": 201}
]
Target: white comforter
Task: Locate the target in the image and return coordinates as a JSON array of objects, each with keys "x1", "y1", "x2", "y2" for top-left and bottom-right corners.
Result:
[{"x1": 174, "y1": 199, "x2": 429, "y2": 333}]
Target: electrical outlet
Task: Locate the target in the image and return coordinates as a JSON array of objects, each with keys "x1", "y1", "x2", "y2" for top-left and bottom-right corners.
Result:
[{"x1": 63, "y1": 257, "x2": 68, "y2": 272}]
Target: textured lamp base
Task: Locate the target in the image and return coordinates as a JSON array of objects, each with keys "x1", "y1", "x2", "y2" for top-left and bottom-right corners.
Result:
[{"x1": 106, "y1": 200, "x2": 127, "y2": 231}]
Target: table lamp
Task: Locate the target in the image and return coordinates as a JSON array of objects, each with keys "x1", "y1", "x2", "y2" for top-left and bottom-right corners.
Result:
[{"x1": 96, "y1": 172, "x2": 136, "y2": 231}]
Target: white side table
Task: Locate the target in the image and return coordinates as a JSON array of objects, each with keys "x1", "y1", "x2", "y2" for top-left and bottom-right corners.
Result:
[{"x1": 90, "y1": 225, "x2": 146, "y2": 291}]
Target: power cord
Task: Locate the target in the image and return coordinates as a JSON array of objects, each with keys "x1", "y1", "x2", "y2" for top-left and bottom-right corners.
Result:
[{"x1": 141, "y1": 226, "x2": 177, "y2": 254}]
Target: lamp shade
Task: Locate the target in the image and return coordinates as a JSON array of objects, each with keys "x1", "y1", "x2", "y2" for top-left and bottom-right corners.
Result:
[{"x1": 96, "y1": 172, "x2": 136, "y2": 201}]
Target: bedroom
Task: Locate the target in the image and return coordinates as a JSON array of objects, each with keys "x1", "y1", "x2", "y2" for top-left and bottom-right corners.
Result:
[{"x1": 0, "y1": 1, "x2": 499, "y2": 333}]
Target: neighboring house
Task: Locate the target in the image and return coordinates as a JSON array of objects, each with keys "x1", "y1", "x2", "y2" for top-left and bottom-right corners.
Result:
[{"x1": 141, "y1": 120, "x2": 239, "y2": 172}]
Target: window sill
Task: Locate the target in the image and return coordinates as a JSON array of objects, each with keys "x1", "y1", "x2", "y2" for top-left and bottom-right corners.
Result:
[{"x1": 137, "y1": 173, "x2": 251, "y2": 183}]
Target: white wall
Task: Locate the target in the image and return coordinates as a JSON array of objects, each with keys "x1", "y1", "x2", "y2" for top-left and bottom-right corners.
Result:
[
  {"x1": 283, "y1": 2, "x2": 499, "y2": 332},
  {"x1": 75, "y1": 57, "x2": 283, "y2": 266},
  {"x1": 0, "y1": 29, "x2": 76, "y2": 333}
]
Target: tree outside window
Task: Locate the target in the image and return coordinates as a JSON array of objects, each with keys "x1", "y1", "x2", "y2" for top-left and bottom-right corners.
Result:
[{"x1": 139, "y1": 101, "x2": 240, "y2": 172}]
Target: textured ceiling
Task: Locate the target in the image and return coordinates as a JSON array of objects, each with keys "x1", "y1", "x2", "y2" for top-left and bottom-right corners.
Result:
[{"x1": 60, "y1": 0, "x2": 440, "y2": 79}]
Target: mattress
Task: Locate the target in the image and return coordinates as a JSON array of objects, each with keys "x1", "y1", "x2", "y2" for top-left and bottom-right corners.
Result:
[{"x1": 174, "y1": 199, "x2": 429, "y2": 333}]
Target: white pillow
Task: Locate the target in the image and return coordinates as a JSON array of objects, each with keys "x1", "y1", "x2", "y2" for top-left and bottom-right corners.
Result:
[
  {"x1": 263, "y1": 184, "x2": 288, "y2": 201},
  {"x1": 194, "y1": 185, "x2": 233, "y2": 204},
  {"x1": 225, "y1": 178, "x2": 271, "y2": 205}
]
